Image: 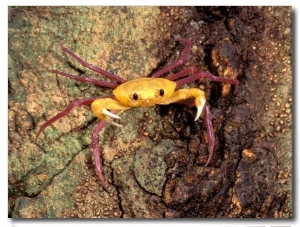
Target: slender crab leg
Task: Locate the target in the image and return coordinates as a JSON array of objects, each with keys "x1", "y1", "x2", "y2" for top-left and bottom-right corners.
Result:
[
  {"x1": 35, "y1": 97, "x2": 98, "y2": 141},
  {"x1": 59, "y1": 43, "x2": 127, "y2": 83},
  {"x1": 92, "y1": 120, "x2": 108, "y2": 191},
  {"x1": 52, "y1": 70, "x2": 118, "y2": 88},
  {"x1": 203, "y1": 104, "x2": 215, "y2": 166},
  {"x1": 151, "y1": 39, "x2": 192, "y2": 78},
  {"x1": 169, "y1": 66, "x2": 239, "y2": 92},
  {"x1": 92, "y1": 110, "x2": 121, "y2": 191}
]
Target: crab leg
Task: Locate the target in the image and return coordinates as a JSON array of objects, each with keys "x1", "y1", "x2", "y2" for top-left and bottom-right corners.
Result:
[
  {"x1": 60, "y1": 43, "x2": 127, "y2": 83},
  {"x1": 92, "y1": 120, "x2": 108, "y2": 191},
  {"x1": 169, "y1": 66, "x2": 239, "y2": 92},
  {"x1": 151, "y1": 39, "x2": 192, "y2": 78},
  {"x1": 35, "y1": 97, "x2": 98, "y2": 141},
  {"x1": 52, "y1": 70, "x2": 118, "y2": 88},
  {"x1": 203, "y1": 104, "x2": 215, "y2": 166}
]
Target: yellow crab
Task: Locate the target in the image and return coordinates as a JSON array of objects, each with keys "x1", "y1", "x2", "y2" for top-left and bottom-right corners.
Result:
[
  {"x1": 36, "y1": 39, "x2": 239, "y2": 191},
  {"x1": 91, "y1": 77, "x2": 205, "y2": 124}
]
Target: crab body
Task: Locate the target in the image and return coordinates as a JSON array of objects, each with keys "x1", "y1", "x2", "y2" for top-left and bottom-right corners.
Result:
[
  {"x1": 113, "y1": 78, "x2": 177, "y2": 107},
  {"x1": 36, "y1": 39, "x2": 239, "y2": 191}
]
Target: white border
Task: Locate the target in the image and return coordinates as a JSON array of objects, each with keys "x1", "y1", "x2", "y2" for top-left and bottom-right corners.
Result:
[{"x1": 4, "y1": 0, "x2": 300, "y2": 6}]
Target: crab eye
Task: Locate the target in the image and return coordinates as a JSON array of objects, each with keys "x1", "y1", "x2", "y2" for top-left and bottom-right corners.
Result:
[
  {"x1": 133, "y1": 93, "x2": 138, "y2": 100},
  {"x1": 159, "y1": 89, "x2": 164, "y2": 97}
]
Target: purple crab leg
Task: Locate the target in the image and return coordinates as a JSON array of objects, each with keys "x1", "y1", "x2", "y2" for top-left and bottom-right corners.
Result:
[
  {"x1": 92, "y1": 120, "x2": 108, "y2": 191},
  {"x1": 52, "y1": 70, "x2": 118, "y2": 88},
  {"x1": 60, "y1": 43, "x2": 127, "y2": 83},
  {"x1": 151, "y1": 39, "x2": 192, "y2": 78},
  {"x1": 170, "y1": 66, "x2": 239, "y2": 92},
  {"x1": 203, "y1": 104, "x2": 215, "y2": 166},
  {"x1": 35, "y1": 97, "x2": 98, "y2": 141}
]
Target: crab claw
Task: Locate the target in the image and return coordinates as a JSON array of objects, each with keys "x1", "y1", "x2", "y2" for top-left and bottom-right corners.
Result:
[
  {"x1": 91, "y1": 98, "x2": 131, "y2": 127},
  {"x1": 102, "y1": 109, "x2": 121, "y2": 119},
  {"x1": 194, "y1": 95, "x2": 206, "y2": 121},
  {"x1": 100, "y1": 109, "x2": 123, "y2": 127}
]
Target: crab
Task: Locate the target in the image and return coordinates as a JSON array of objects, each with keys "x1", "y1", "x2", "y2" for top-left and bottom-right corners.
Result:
[{"x1": 35, "y1": 39, "x2": 239, "y2": 191}]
